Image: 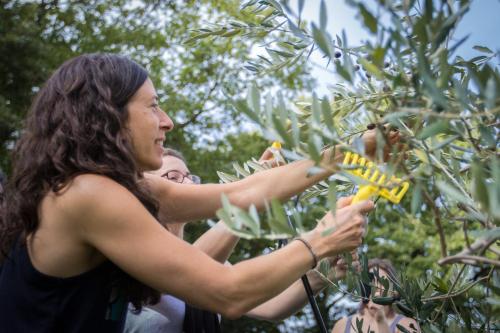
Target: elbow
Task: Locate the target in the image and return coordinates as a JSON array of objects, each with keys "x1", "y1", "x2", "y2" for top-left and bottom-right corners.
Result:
[
  {"x1": 220, "y1": 306, "x2": 245, "y2": 320},
  {"x1": 217, "y1": 296, "x2": 247, "y2": 320},
  {"x1": 214, "y1": 273, "x2": 253, "y2": 319}
]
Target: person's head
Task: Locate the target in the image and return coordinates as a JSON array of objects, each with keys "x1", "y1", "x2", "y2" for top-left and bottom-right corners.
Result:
[
  {"x1": 360, "y1": 259, "x2": 399, "y2": 317},
  {"x1": 1, "y1": 53, "x2": 174, "y2": 308},
  {"x1": 149, "y1": 148, "x2": 200, "y2": 185},
  {"x1": 125, "y1": 77, "x2": 174, "y2": 171},
  {"x1": 147, "y1": 149, "x2": 200, "y2": 237},
  {"x1": 22, "y1": 53, "x2": 172, "y2": 175},
  {"x1": 368, "y1": 258, "x2": 398, "y2": 291}
]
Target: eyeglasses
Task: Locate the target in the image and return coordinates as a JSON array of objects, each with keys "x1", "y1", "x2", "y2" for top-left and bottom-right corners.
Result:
[{"x1": 161, "y1": 170, "x2": 201, "y2": 184}]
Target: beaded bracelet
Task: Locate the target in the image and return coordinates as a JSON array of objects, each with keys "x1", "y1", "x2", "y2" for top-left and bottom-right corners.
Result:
[{"x1": 294, "y1": 237, "x2": 319, "y2": 269}]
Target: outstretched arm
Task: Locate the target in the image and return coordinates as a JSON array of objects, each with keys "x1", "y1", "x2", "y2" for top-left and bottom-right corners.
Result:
[
  {"x1": 68, "y1": 175, "x2": 372, "y2": 319},
  {"x1": 145, "y1": 148, "x2": 341, "y2": 224},
  {"x1": 244, "y1": 199, "x2": 358, "y2": 321},
  {"x1": 245, "y1": 270, "x2": 326, "y2": 322},
  {"x1": 192, "y1": 221, "x2": 239, "y2": 263},
  {"x1": 192, "y1": 146, "x2": 288, "y2": 263},
  {"x1": 146, "y1": 128, "x2": 399, "y2": 224}
]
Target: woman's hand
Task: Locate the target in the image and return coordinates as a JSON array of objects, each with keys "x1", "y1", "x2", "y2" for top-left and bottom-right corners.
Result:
[
  {"x1": 311, "y1": 196, "x2": 373, "y2": 258},
  {"x1": 310, "y1": 253, "x2": 358, "y2": 284},
  {"x1": 362, "y1": 125, "x2": 402, "y2": 162},
  {"x1": 325, "y1": 252, "x2": 360, "y2": 281},
  {"x1": 258, "y1": 146, "x2": 285, "y2": 168}
]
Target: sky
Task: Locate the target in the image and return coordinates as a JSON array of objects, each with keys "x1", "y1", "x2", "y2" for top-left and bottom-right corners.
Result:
[{"x1": 287, "y1": 0, "x2": 500, "y2": 95}]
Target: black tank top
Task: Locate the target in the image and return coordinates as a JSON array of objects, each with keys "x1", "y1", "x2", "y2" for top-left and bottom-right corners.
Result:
[
  {"x1": 0, "y1": 238, "x2": 127, "y2": 332},
  {"x1": 183, "y1": 304, "x2": 221, "y2": 333}
]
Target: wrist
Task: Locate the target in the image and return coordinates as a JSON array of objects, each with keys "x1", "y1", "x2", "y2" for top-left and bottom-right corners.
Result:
[
  {"x1": 301, "y1": 229, "x2": 329, "y2": 262},
  {"x1": 293, "y1": 237, "x2": 318, "y2": 269},
  {"x1": 306, "y1": 269, "x2": 328, "y2": 290}
]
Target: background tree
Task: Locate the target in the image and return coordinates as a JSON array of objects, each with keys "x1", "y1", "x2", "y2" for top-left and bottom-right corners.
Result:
[
  {"x1": 201, "y1": 0, "x2": 499, "y2": 332},
  {"x1": 0, "y1": 0, "x2": 312, "y2": 174}
]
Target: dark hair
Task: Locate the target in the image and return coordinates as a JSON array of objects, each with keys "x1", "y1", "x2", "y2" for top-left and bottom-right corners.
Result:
[
  {"x1": 0, "y1": 53, "x2": 160, "y2": 309},
  {"x1": 368, "y1": 258, "x2": 398, "y2": 284},
  {"x1": 0, "y1": 168, "x2": 5, "y2": 196}
]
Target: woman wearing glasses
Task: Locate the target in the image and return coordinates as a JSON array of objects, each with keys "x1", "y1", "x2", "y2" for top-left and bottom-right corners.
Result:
[{"x1": 125, "y1": 148, "x2": 358, "y2": 332}]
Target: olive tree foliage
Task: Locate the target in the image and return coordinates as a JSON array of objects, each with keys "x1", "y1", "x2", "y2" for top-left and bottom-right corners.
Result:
[
  {"x1": 191, "y1": 0, "x2": 499, "y2": 331},
  {"x1": 0, "y1": 0, "x2": 312, "y2": 175}
]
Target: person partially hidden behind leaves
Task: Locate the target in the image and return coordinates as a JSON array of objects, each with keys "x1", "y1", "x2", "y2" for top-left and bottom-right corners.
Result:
[{"x1": 331, "y1": 259, "x2": 420, "y2": 333}]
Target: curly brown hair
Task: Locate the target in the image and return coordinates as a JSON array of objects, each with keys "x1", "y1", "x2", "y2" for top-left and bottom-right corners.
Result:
[{"x1": 0, "y1": 53, "x2": 161, "y2": 309}]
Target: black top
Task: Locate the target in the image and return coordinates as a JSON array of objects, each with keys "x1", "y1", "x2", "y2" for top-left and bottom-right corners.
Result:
[
  {"x1": 183, "y1": 304, "x2": 221, "y2": 333},
  {"x1": 0, "y1": 238, "x2": 127, "y2": 332}
]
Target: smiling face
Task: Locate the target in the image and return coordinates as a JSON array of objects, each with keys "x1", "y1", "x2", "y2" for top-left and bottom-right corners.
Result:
[{"x1": 125, "y1": 78, "x2": 173, "y2": 171}]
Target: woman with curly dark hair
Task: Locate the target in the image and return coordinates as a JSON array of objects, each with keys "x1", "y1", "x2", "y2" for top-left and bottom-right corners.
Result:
[{"x1": 0, "y1": 53, "x2": 397, "y2": 332}]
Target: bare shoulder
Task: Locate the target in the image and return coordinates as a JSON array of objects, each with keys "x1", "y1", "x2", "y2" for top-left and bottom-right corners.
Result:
[
  {"x1": 33, "y1": 174, "x2": 139, "y2": 276},
  {"x1": 50, "y1": 174, "x2": 141, "y2": 226},
  {"x1": 68, "y1": 173, "x2": 128, "y2": 197},
  {"x1": 396, "y1": 316, "x2": 420, "y2": 332},
  {"x1": 59, "y1": 174, "x2": 131, "y2": 208}
]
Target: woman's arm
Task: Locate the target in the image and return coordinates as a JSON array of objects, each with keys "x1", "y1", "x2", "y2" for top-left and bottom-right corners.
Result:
[
  {"x1": 69, "y1": 174, "x2": 372, "y2": 319},
  {"x1": 194, "y1": 228, "x2": 341, "y2": 322},
  {"x1": 244, "y1": 202, "x2": 358, "y2": 322},
  {"x1": 147, "y1": 129, "x2": 400, "y2": 224},
  {"x1": 192, "y1": 221, "x2": 239, "y2": 263},
  {"x1": 146, "y1": 152, "x2": 339, "y2": 224},
  {"x1": 190, "y1": 145, "x2": 290, "y2": 262},
  {"x1": 245, "y1": 269, "x2": 326, "y2": 321}
]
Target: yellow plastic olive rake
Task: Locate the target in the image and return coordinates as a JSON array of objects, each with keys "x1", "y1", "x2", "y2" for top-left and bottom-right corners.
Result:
[
  {"x1": 342, "y1": 152, "x2": 410, "y2": 204},
  {"x1": 271, "y1": 141, "x2": 409, "y2": 203}
]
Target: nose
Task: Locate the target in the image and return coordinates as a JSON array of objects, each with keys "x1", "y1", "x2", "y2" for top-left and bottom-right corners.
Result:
[{"x1": 159, "y1": 108, "x2": 174, "y2": 132}]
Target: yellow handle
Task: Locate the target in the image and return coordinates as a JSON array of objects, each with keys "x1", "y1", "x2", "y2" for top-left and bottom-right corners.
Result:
[
  {"x1": 351, "y1": 185, "x2": 378, "y2": 204},
  {"x1": 271, "y1": 141, "x2": 282, "y2": 149}
]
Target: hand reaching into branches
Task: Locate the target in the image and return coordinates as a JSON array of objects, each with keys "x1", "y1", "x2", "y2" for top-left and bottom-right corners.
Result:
[{"x1": 361, "y1": 125, "x2": 403, "y2": 162}]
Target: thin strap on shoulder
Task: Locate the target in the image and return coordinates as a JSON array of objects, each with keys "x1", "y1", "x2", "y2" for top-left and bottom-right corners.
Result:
[
  {"x1": 390, "y1": 314, "x2": 404, "y2": 332},
  {"x1": 344, "y1": 315, "x2": 353, "y2": 333}
]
